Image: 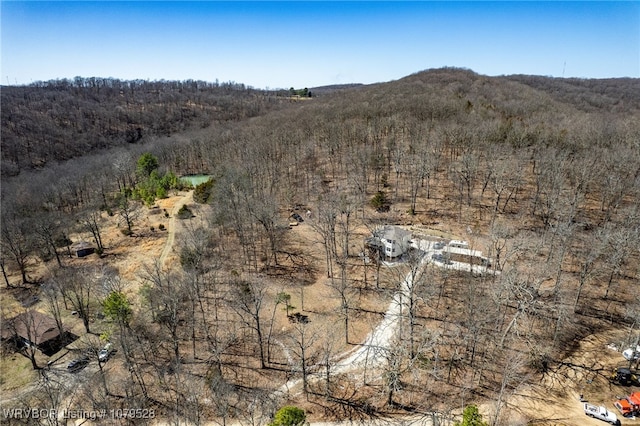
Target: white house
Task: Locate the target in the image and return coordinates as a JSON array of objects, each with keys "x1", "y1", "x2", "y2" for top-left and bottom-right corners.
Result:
[{"x1": 377, "y1": 226, "x2": 412, "y2": 259}]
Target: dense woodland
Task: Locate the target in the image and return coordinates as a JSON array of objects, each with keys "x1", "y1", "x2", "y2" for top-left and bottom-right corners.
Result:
[
  {"x1": 1, "y1": 68, "x2": 640, "y2": 425},
  {"x1": 0, "y1": 78, "x2": 296, "y2": 177}
]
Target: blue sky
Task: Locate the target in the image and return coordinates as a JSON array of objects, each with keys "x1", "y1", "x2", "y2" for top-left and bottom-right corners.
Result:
[{"x1": 2, "y1": 1, "x2": 639, "y2": 89}]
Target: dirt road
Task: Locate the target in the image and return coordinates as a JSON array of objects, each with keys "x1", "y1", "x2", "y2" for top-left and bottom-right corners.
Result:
[
  {"x1": 277, "y1": 244, "x2": 431, "y2": 394},
  {"x1": 158, "y1": 190, "x2": 193, "y2": 269}
]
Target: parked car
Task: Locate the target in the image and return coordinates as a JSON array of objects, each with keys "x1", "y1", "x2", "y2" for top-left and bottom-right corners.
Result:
[
  {"x1": 583, "y1": 403, "x2": 619, "y2": 425},
  {"x1": 290, "y1": 213, "x2": 304, "y2": 223},
  {"x1": 622, "y1": 345, "x2": 640, "y2": 361},
  {"x1": 433, "y1": 241, "x2": 445, "y2": 250},
  {"x1": 67, "y1": 357, "x2": 89, "y2": 372},
  {"x1": 98, "y1": 343, "x2": 115, "y2": 363},
  {"x1": 431, "y1": 253, "x2": 452, "y2": 265}
]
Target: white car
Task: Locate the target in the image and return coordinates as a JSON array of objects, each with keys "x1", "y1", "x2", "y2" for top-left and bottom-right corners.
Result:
[
  {"x1": 622, "y1": 345, "x2": 640, "y2": 361},
  {"x1": 584, "y1": 403, "x2": 618, "y2": 425},
  {"x1": 98, "y1": 343, "x2": 114, "y2": 363}
]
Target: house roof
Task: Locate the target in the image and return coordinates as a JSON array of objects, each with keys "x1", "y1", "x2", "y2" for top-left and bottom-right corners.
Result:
[
  {"x1": 377, "y1": 225, "x2": 411, "y2": 241},
  {"x1": 1, "y1": 311, "x2": 62, "y2": 346},
  {"x1": 72, "y1": 241, "x2": 94, "y2": 251}
]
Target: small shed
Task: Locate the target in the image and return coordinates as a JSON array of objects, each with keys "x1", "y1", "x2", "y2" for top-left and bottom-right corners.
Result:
[{"x1": 72, "y1": 241, "x2": 95, "y2": 258}]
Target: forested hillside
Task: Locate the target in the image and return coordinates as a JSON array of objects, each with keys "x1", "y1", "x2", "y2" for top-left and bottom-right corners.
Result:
[
  {"x1": 1, "y1": 77, "x2": 291, "y2": 176},
  {"x1": 505, "y1": 74, "x2": 640, "y2": 113},
  {"x1": 1, "y1": 68, "x2": 639, "y2": 425}
]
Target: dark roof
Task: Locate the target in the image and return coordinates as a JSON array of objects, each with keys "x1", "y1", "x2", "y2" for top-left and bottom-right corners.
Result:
[
  {"x1": 1, "y1": 311, "x2": 62, "y2": 345},
  {"x1": 72, "y1": 241, "x2": 94, "y2": 251}
]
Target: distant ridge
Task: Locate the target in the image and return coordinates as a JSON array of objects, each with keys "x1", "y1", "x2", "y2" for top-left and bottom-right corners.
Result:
[
  {"x1": 309, "y1": 83, "x2": 364, "y2": 96},
  {"x1": 3, "y1": 68, "x2": 638, "y2": 176},
  {"x1": 504, "y1": 74, "x2": 640, "y2": 113}
]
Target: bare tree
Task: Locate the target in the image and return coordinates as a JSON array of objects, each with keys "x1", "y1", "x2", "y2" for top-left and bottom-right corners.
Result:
[
  {"x1": 250, "y1": 197, "x2": 287, "y2": 268},
  {"x1": 493, "y1": 268, "x2": 543, "y2": 349},
  {"x1": 35, "y1": 366, "x2": 72, "y2": 426},
  {"x1": 401, "y1": 129, "x2": 432, "y2": 215},
  {"x1": 486, "y1": 221, "x2": 524, "y2": 273},
  {"x1": 310, "y1": 195, "x2": 338, "y2": 279},
  {"x1": 1, "y1": 211, "x2": 33, "y2": 284},
  {"x1": 530, "y1": 147, "x2": 568, "y2": 229},
  {"x1": 625, "y1": 289, "x2": 640, "y2": 370},
  {"x1": 231, "y1": 277, "x2": 270, "y2": 369},
  {"x1": 54, "y1": 266, "x2": 95, "y2": 333},
  {"x1": 32, "y1": 211, "x2": 64, "y2": 267},
  {"x1": 0, "y1": 255, "x2": 11, "y2": 287},
  {"x1": 572, "y1": 230, "x2": 606, "y2": 311},
  {"x1": 141, "y1": 263, "x2": 187, "y2": 365},
  {"x1": 595, "y1": 144, "x2": 640, "y2": 224},
  {"x1": 115, "y1": 193, "x2": 140, "y2": 235},
  {"x1": 393, "y1": 248, "x2": 431, "y2": 358},
  {"x1": 601, "y1": 211, "x2": 639, "y2": 299},
  {"x1": 41, "y1": 280, "x2": 66, "y2": 342},
  {"x1": 326, "y1": 268, "x2": 353, "y2": 345},
  {"x1": 287, "y1": 320, "x2": 320, "y2": 395},
  {"x1": 489, "y1": 349, "x2": 529, "y2": 426},
  {"x1": 486, "y1": 150, "x2": 524, "y2": 223},
  {"x1": 212, "y1": 171, "x2": 259, "y2": 271},
  {"x1": 117, "y1": 320, "x2": 151, "y2": 400},
  {"x1": 453, "y1": 150, "x2": 479, "y2": 208},
  {"x1": 318, "y1": 328, "x2": 340, "y2": 399},
  {"x1": 78, "y1": 209, "x2": 105, "y2": 253},
  {"x1": 381, "y1": 328, "x2": 438, "y2": 407}
]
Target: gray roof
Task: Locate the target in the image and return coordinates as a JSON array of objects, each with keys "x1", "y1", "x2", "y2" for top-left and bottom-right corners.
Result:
[{"x1": 377, "y1": 225, "x2": 411, "y2": 241}]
